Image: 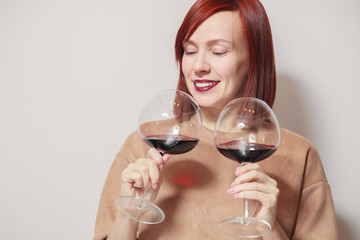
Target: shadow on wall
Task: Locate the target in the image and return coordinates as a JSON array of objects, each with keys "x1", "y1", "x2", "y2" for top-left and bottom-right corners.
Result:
[
  {"x1": 274, "y1": 73, "x2": 355, "y2": 240},
  {"x1": 273, "y1": 73, "x2": 311, "y2": 138}
]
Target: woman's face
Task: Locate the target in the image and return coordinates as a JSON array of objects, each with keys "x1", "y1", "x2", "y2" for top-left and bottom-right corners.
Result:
[{"x1": 182, "y1": 11, "x2": 249, "y2": 110}]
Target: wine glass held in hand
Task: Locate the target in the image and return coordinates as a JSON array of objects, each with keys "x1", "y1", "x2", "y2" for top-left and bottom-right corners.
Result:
[
  {"x1": 214, "y1": 97, "x2": 280, "y2": 238},
  {"x1": 116, "y1": 89, "x2": 202, "y2": 224}
]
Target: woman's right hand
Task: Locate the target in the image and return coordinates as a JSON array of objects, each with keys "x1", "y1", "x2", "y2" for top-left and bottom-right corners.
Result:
[{"x1": 120, "y1": 148, "x2": 169, "y2": 202}]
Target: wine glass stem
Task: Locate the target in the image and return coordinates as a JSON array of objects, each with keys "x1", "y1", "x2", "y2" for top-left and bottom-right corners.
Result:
[
  {"x1": 241, "y1": 163, "x2": 249, "y2": 219},
  {"x1": 134, "y1": 180, "x2": 152, "y2": 210},
  {"x1": 244, "y1": 198, "x2": 249, "y2": 218}
]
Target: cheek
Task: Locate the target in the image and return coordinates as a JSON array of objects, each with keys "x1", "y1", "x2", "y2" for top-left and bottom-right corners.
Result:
[
  {"x1": 226, "y1": 58, "x2": 249, "y2": 81},
  {"x1": 212, "y1": 61, "x2": 235, "y2": 79},
  {"x1": 181, "y1": 59, "x2": 194, "y2": 91}
]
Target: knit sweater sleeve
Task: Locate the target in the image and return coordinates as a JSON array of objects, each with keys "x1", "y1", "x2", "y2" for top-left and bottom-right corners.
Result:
[
  {"x1": 93, "y1": 131, "x2": 149, "y2": 240},
  {"x1": 291, "y1": 145, "x2": 338, "y2": 239}
]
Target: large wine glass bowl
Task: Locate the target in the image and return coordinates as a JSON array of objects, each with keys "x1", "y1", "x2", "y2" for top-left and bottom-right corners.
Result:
[
  {"x1": 215, "y1": 97, "x2": 280, "y2": 238},
  {"x1": 138, "y1": 90, "x2": 202, "y2": 155},
  {"x1": 116, "y1": 89, "x2": 202, "y2": 224}
]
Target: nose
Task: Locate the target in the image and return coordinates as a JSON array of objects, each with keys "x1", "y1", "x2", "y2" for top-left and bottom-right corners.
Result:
[{"x1": 193, "y1": 52, "x2": 210, "y2": 74}]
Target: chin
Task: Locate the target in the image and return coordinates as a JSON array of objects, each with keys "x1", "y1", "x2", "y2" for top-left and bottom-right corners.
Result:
[
  {"x1": 190, "y1": 92, "x2": 220, "y2": 108},
  {"x1": 197, "y1": 98, "x2": 225, "y2": 110}
]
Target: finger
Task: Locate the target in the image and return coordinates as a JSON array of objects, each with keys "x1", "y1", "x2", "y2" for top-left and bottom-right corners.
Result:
[
  {"x1": 234, "y1": 168, "x2": 278, "y2": 187},
  {"x1": 162, "y1": 153, "x2": 170, "y2": 163},
  {"x1": 233, "y1": 190, "x2": 267, "y2": 203},
  {"x1": 148, "y1": 159, "x2": 161, "y2": 189},
  {"x1": 229, "y1": 182, "x2": 279, "y2": 196},
  {"x1": 147, "y1": 148, "x2": 164, "y2": 165},
  {"x1": 130, "y1": 161, "x2": 151, "y2": 189},
  {"x1": 233, "y1": 190, "x2": 279, "y2": 209},
  {"x1": 235, "y1": 163, "x2": 263, "y2": 176},
  {"x1": 233, "y1": 170, "x2": 270, "y2": 185},
  {"x1": 121, "y1": 167, "x2": 144, "y2": 189}
]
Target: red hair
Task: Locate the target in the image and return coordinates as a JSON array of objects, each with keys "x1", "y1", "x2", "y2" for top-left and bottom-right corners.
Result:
[{"x1": 174, "y1": 0, "x2": 276, "y2": 108}]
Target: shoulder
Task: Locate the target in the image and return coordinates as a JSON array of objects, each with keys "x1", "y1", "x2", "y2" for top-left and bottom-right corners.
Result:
[
  {"x1": 116, "y1": 130, "x2": 150, "y2": 164},
  {"x1": 279, "y1": 128, "x2": 314, "y2": 149},
  {"x1": 122, "y1": 130, "x2": 142, "y2": 145},
  {"x1": 121, "y1": 129, "x2": 149, "y2": 150},
  {"x1": 278, "y1": 128, "x2": 319, "y2": 157},
  {"x1": 274, "y1": 128, "x2": 321, "y2": 175},
  {"x1": 277, "y1": 128, "x2": 327, "y2": 185}
]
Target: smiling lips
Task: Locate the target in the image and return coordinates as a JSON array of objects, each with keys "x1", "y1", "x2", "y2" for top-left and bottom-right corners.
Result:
[{"x1": 192, "y1": 80, "x2": 220, "y2": 92}]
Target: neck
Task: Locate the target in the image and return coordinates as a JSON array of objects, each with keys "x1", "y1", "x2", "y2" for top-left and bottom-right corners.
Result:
[{"x1": 200, "y1": 106, "x2": 223, "y2": 131}]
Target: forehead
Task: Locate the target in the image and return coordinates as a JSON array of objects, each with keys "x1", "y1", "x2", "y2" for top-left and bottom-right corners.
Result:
[{"x1": 187, "y1": 11, "x2": 244, "y2": 44}]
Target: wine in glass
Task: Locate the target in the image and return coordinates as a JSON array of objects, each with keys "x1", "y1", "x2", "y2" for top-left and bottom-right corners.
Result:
[
  {"x1": 214, "y1": 97, "x2": 280, "y2": 238},
  {"x1": 116, "y1": 89, "x2": 202, "y2": 224}
]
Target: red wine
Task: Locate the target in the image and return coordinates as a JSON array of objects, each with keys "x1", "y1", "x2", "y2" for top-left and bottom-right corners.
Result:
[
  {"x1": 143, "y1": 135, "x2": 199, "y2": 154},
  {"x1": 217, "y1": 141, "x2": 276, "y2": 163}
]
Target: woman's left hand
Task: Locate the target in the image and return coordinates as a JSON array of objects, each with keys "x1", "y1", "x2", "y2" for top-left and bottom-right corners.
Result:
[{"x1": 227, "y1": 163, "x2": 279, "y2": 226}]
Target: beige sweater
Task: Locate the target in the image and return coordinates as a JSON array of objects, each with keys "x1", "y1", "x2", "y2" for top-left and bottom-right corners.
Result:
[{"x1": 93, "y1": 127, "x2": 338, "y2": 239}]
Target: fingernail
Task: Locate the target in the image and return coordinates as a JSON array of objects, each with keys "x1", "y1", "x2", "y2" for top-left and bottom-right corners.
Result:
[
  {"x1": 235, "y1": 170, "x2": 241, "y2": 176},
  {"x1": 152, "y1": 184, "x2": 158, "y2": 190},
  {"x1": 227, "y1": 188, "x2": 235, "y2": 194},
  {"x1": 159, "y1": 164, "x2": 164, "y2": 171},
  {"x1": 163, "y1": 154, "x2": 170, "y2": 162},
  {"x1": 230, "y1": 181, "x2": 236, "y2": 188},
  {"x1": 234, "y1": 193, "x2": 241, "y2": 198}
]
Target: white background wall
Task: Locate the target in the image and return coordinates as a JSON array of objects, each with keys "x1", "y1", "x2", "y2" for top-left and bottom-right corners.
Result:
[{"x1": 0, "y1": 0, "x2": 359, "y2": 239}]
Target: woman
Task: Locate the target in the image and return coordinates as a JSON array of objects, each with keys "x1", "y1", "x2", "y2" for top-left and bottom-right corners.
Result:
[{"x1": 94, "y1": 0, "x2": 338, "y2": 239}]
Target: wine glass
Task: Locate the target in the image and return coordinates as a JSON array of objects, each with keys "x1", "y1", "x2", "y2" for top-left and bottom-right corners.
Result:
[
  {"x1": 116, "y1": 89, "x2": 202, "y2": 224},
  {"x1": 214, "y1": 97, "x2": 280, "y2": 238}
]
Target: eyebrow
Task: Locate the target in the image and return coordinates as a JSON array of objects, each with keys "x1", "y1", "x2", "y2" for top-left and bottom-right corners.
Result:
[{"x1": 183, "y1": 38, "x2": 232, "y2": 47}]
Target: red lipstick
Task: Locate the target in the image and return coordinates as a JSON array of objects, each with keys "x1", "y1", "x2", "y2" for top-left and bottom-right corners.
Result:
[{"x1": 192, "y1": 79, "x2": 220, "y2": 92}]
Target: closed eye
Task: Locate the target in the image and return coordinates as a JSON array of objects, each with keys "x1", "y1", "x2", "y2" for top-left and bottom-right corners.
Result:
[
  {"x1": 184, "y1": 51, "x2": 197, "y2": 55},
  {"x1": 213, "y1": 51, "x2": 227, "y2": 56}
]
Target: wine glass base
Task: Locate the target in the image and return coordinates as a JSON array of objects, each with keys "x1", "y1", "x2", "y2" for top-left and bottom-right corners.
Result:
[
  {"x1": 115, "y1": 196, "x2": 165, "y2": 224},
  {"x1": 218, "y1": 217, "x2": 271, "y2": 238}
]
